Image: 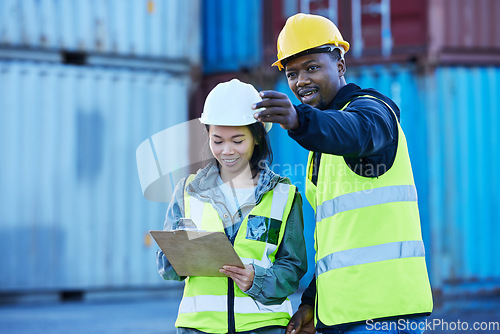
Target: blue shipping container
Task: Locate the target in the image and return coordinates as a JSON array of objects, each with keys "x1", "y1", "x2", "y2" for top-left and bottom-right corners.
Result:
[{"x1": 202, "y1": 0, "x2": 262, "y2": 74}]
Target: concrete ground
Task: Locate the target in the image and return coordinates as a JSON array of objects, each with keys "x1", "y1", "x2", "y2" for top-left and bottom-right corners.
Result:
[
  {"x1": 1, "y1": 287, "x2": 499, "y2": 334},
  {"x1": 0, "y1": 287, "x2": 185, "y2": 334}
]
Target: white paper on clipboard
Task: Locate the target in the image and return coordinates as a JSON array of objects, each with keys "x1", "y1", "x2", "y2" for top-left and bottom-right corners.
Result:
[{"x1": 150, "y1": 230, "x2": 245, "y2": 277}]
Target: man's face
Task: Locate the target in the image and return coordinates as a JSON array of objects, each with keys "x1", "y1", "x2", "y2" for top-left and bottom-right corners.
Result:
[{"x1": 285, "y1": 52, "x2": 345, "y2": 110}]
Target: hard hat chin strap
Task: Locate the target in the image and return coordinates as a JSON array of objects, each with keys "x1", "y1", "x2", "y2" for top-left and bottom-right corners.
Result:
[
  {"x1": 317, "y1": 45, "x2": 345, "y2": 58},
  {"x1": 282, "y1": 45, "x2": 344, "y2": 68}
]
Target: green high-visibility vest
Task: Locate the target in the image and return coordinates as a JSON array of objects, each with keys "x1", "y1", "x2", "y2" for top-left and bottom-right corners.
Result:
[
  {"x1": 305, "y1": 96, "x2": 433, "y2": 326},
  {"x1": 175, "y1": 174, "x2": 296, "y2": 333}
]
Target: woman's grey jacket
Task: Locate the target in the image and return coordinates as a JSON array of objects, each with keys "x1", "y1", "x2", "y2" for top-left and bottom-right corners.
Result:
[{"x1": 156, "y1": 162, "x2": 307, "y2": 305}]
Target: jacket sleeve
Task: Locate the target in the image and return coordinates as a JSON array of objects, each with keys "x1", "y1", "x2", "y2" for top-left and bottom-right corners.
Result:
[
  {"x1": 156, "y1": 177, "x2": 188, "y2": 281},
  {"x1": 288, "y1": 98, "x2": 397, "y2": 157},
  {"x1": 300, "y1": 275, "x2": 316, "y2": 308},
  {"x1": 245, "y1": 189, "x2": 308, "y2": 305}
]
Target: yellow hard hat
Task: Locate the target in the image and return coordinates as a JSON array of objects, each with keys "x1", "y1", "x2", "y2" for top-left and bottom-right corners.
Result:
[{"x1": 272, "y1": 13, "x2": 350, "y2": 71}]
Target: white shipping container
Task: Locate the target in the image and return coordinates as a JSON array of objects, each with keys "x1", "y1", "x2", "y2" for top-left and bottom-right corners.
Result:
[
  {"x1": 0, "y1": 0, "x2": 201, "y2": 63},
  {"x1": 0, "y1": 60, "x2": 191, "y2": 291}
]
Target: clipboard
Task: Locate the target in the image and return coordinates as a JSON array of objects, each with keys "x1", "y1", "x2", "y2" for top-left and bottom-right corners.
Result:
[{"x1": 150, "y1": 230, "x2": 245, "y2": 277}]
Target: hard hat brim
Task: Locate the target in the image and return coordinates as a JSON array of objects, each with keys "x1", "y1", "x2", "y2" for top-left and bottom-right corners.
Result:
[
  {"x1": 199, "y1": 118, "x2": 273, "y2": 133},
  {"x1": 272, "y1": 42, "x2": 350, "y2": 70}
]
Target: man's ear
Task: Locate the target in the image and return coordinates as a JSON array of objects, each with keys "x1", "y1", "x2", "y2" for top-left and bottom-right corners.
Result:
[{"x1": 338, "y1": 58, "x2": 346, "y2": 77}]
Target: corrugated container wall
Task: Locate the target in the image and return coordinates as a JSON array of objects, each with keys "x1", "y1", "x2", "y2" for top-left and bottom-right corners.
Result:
[
  {"x1": 427, "y1": 0, "x2": 500, "y2": 64},
  {"x1": 265, "y1": 0, "x2": 500, "y2": 66},
  {"x1": 348, "y1": 0, "x2": 500, "y2": 64},
  {"x1": 202, "y1": 0, "x2": 262, "y2": 74},
  {"x1": 0, "y1": 0, "x2": 200, "y2": 62},
  {"x1": 0, "y1": 1, "x2": 201, "y2": 293},
  {"x1": 0, "y1": 61, "x2": 190, "y2": 291},
  {"x1": 272, "y1": 64, "x2": 500, "y2": 296}
]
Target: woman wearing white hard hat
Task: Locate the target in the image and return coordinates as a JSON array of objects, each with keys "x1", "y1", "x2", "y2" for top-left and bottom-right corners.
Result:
[{"x1": 156, "y1": 79, "x2": 307, "y2": 334}]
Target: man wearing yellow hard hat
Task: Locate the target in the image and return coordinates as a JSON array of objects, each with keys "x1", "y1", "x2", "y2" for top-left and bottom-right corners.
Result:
[{"x1": 253, "y1": 13, "x2": 433, "y2": 334}]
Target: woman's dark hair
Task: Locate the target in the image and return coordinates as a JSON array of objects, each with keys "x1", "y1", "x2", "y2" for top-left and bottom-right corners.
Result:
[
  {"x1": 247, "y1": 122, "x2": 273, "y2": 177},
  {"x1": 205, "y1": 122, "x2": 273, "y2": 178}
]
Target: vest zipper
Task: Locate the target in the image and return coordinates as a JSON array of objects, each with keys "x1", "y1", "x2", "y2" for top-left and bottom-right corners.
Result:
[
  {"x1": 225, "y1": 200, "x2": 246, "y2": 333},
  {"x1": 227, "y1": 277, "x2": 236, "y2": 334}
]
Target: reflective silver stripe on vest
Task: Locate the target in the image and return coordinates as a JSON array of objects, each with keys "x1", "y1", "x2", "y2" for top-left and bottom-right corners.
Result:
[
  {"x1": 316, "y1": 240, "x2": 425, "y2": 276},
  {"x1": 178, "y1": 295, "x2": 292, "y2": 315},
  {"x1": 270, "y1": 183, "x2": 291, "y2": 221},
  {"x1": 316, "y1": 185, "x2": 417, "y2": 222},
  {"x1": 189, "y1": 196, "x2": 205, "y2": 229}
]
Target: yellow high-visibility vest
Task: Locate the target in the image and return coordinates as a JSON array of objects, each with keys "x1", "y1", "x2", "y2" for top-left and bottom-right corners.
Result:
[
  {"x1": 305, "y1": 96, "x2": 433, "y2": 326},
  {"x1": 176, "y1": 175, "x2": 296, "y2": 333}
]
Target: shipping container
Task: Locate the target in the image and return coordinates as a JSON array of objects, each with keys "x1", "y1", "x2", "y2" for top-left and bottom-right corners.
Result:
[
  {"x1": 262, "y1": 0, "x2": 500, "y2": 67},
  {"x1": 426, "y1": 0, "x2": 500, "y2": 65},
  {"x1": 0, "y1": 0, "x2": 201, "y2": 63},
  {"x1": 271, "y1": 64, "x2": 500, "y2": 296},
  {"x1": 202, "y1": 0, "x2": 262, "y2": 74},
  {"x1": 0, "y1": 60, "x2": 191, "y2": 292}
]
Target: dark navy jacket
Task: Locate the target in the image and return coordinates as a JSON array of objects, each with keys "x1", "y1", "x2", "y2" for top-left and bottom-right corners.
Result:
[{"x1": 288, "y1": 83, "x2": 401, "y2": 178}]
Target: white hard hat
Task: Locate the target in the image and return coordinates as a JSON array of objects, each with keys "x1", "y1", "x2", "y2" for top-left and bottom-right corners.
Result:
[{"x1": 200, "y1": 79, "x2": 272, "y2": 132}]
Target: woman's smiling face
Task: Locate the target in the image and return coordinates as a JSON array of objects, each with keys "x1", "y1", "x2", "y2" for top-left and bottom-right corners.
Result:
[{"x1": 208, "y1": 125, "x2": 255, "y2": 176}]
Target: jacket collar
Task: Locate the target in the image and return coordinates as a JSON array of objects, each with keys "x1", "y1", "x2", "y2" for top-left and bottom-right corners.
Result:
[
  {"x1": 331, "y1": 83, "x2": 401, "y2": 121},
  {"x1": 186, "y1": 161, "x2": 290, "y2": 206}
]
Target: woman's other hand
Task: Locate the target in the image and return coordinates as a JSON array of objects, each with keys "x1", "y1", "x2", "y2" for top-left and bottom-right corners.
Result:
[{"x1": 219, "y1": 264, "x2": 255, "y2": 292}]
